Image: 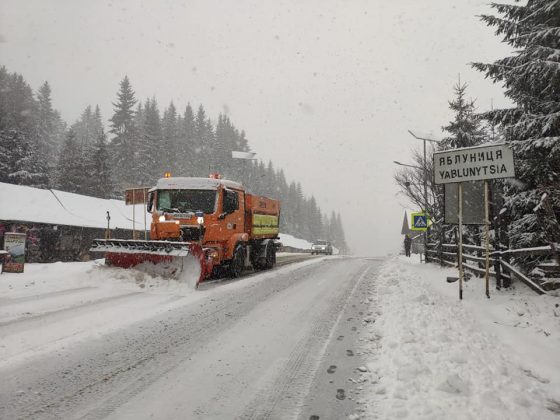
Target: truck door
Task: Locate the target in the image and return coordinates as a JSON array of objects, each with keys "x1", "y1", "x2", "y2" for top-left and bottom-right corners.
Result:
[{"x1": 222, "y1": 189, "x2": 244, "y2": 236}]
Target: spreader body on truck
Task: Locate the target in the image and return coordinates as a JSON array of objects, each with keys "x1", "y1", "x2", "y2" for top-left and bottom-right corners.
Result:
[{"x1": 91, "y1": 176, "x2": 281, "y2": 287}]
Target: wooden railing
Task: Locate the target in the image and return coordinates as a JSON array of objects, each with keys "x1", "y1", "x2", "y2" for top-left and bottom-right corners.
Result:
[{"x1": 425, "y1": 242, "x2": 559, "y2": 294}]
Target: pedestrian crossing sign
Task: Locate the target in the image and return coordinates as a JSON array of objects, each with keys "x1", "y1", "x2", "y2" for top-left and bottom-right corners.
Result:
[{"x1": 411, "y1": 212, "x2": 429, "y2": 231}]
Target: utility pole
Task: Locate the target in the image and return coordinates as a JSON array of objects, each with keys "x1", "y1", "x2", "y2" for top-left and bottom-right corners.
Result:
[{"x1": 407, "y1": 130, "x2": 440, "y2": 263}]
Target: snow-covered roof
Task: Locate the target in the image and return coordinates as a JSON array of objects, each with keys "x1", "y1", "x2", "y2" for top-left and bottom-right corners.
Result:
[
  {"x1": 155, "y1": 177, "x2": 244, "y2": 191},
  {"x1": 0, "y1": 182, "x2": 149, "y2": 231}
]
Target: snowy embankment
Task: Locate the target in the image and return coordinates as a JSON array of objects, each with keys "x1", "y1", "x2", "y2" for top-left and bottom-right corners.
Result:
[
  {"x1": 278, "y1": 232, "x2": 340, "y2": 254},
  {"x1": 278, "y1": 233, "x2": 313, "y2": 250},
  {"x1": 360, "y1": 256, "x2": 560, "y2": 419}
]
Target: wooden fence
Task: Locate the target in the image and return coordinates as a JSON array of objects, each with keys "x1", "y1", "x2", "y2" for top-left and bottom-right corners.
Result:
[{"x1": 425, "y1": 241, "x2": 559, "y2": 294}]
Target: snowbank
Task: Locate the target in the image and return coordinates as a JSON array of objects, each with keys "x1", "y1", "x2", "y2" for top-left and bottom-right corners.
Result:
[
  {"x1": 360, "y1": 256, "x2": 560, "y2": 419},
  {"x1": 278, "y1": 233, "x2": 313, "y2": 250},
  {"x1": 278, "y1": 233, "x2": 340, "y2": 254}
]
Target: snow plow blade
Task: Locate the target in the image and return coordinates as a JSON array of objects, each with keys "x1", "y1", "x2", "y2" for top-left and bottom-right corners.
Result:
[{"x1": 90, "y1": 239, "x2": 209, "y2": 287}]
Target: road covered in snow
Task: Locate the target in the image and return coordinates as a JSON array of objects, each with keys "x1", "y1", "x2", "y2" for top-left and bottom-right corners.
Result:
[
  {"x1": 0, "y1": 255, "x2": 380, "y2": 419},
  {"x1": 2, "y1": 254, "x2": 559, "y2": 419}
]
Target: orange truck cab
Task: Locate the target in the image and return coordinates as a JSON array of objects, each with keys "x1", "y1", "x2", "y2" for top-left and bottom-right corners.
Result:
[{"x1": 147, "y1": 176, "x2": 280, "y2": 277}]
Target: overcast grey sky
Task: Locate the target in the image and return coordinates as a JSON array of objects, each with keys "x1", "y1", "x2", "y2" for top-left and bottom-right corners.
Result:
[{"x1": 0, "y1": 0, "x2": 513, "y2": 255}]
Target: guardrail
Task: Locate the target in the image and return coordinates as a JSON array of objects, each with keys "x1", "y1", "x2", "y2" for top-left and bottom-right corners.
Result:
[{"x1": 425, "y1": 241, "x2": 559, "y2": 294}]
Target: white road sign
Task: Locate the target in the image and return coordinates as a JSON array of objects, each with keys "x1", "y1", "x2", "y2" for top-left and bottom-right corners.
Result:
[{"x1": 433, "y1": 144, "x2": 515, "y2": 184}]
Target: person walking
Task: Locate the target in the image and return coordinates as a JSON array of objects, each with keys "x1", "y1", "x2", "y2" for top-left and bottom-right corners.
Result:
[{"x1": 404, "y1": 234, "x2": 412, "y2": 257}]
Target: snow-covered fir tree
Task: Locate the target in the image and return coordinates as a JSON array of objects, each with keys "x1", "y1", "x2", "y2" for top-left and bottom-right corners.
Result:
[
  {"x1": 56, "y1": 129, "x2": 87, "y2": 193},
  {"x1": 36, "y1": 81, "x2": 65, "y2": 181},
  {"x1": 161, "y1": 102, "x2": 179, "y2": 176},
  {"x1": 472, "y1": 0, "x2": 560, "y2": 251},
  {"x1": 86, "y1": 130, "x2": 114, "y2": 198},
  {"x1": 440, "y1": 80, "x2": 487, "y2": 150},
  {"x1": 0, "y1": 69, "x2": 51, "y2": 188},
  {"x1": 177, "y1": 104, "x2": 196, "y2": 177},
  {"x1": 72, "y1": 105, "x2": 104, "y2": 149},
  {"x1": 109, "y1": 76, "x2": 137, "y2": 191},
  {"x1": 137, "y1": 98, "x2": 162, "y2": 186},
  {"x1": 0, "y1": 129, "x2": 49, "y2": 188}
]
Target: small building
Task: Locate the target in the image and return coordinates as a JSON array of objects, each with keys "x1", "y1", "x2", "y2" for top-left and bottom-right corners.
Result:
[{"x1": 0, "y1": 182, "x2": 149, "y2": 262}]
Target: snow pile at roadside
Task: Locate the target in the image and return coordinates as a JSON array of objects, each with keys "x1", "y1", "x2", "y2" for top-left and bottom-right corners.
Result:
[
  {"x1": 0, "y1": 259, "x2": 199, "y2": 300},
  {"x1": 279, "y1": 233, "x2": 313, "y2": 250},
  {"x1": 361, "y1": 256, "x2": 560, "y2": 419},
  {"x1": 278, "y1": 233, "x2": 340, "y2": 254}
]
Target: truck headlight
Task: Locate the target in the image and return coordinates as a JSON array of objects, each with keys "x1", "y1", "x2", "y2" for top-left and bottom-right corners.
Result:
[{"x1": 159, "y1": 215, "x2": 166, "y2": 222}]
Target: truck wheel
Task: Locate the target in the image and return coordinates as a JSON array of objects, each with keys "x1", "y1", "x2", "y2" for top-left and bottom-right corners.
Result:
[
  {"x1": 229, "y1": 244, "x2": 245, "y2": 278},
  {"x1": 265, "y1": 242, "x2": 276, "y2": 269}
]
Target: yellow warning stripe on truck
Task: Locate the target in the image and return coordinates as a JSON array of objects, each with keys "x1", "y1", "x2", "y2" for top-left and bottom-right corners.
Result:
[{"x1": 252, "y1": 214, "x2": 279, "y2": 236}]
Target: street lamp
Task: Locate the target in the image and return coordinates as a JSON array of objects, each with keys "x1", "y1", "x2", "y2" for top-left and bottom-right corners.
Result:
[
  {"x1": 393, "y1": 160, "x2": 423, "y2": 171},
  {"x1": 407, "y1": 130, "x2": 441, "y2": 263}
]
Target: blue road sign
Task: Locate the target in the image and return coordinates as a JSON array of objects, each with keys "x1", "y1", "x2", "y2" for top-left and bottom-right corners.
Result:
[{"x1": 411, "y1": 212, "x2": 428, "y2": 231}]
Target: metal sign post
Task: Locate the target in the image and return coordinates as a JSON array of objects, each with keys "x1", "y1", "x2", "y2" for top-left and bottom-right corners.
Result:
[
  {"x1": 125, "y1": 187, "x2": 151, "y2": 240},
  {"x1": 105, "y1": 211, "x2": 111, "y2": 239},
  {"x1": 434, "y1": 143, "x2": 515, "y2": 300},
  {"x1": 458, "y1": 182, "x2": 464, "y2": 300},
  {"x1": 411, "y1": 212, "x2": 429, "y2": 263},
  {"x1": 143, "y1": 188, "x2": 147, "y2": 240},
  {"x1": 484, "y1": 180, "x2": 490, "y2": 299},
  {"x1": 132, "y1": 189, "x2": 136, "y2": 240}
]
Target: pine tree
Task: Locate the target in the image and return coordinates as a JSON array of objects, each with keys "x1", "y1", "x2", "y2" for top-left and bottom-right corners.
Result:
[
  {"x1": 194, "y1": 105, "x2": 216, "y2": 176},
  {"x1": 0, "y1": 69, "x2": 37, "y2": 134},
  {"x1": 440, "y1": 80, "x2": 487, "y2": 149},
  {"x1": 334, "y1": 213, "x2": 348, "y2": 252},
  {"x1": 56, "y1": 129, "x2": 87, "y2": 193},
  {"x1": 137, "y1": 98, "x2": 162, "y2": 185},
  {"x1": 438, "y1": 81, "x2": 488, "y2": 246},
  {"x1": 307, "y1": 196, "x2": 323, "y2": 241},
  {"x1": 0, "y1": 130, "x2": 48, "y2": 188},
  {"x1": 87, "y1": 131, "x2": 114, "y2": 198},
  {"x1": 72, "y1": 105, "x2": 104, "y2": 148},
  {"x1": 472, "y1": 0, "x2": 560, "y2": 251},
  {"x1": 0, "y1": 70, "x2": 57, "y2": 188},
  {"x1": 36, "y1": 82, "x2": 66, "y2": 185},
  {"x1": 109, "y1": 76, "x2": 137, "y2": 191},
  {"x1": 177, "y1": 103, "x2": 196, "y2": 176},
  {"x1": 161, "y1": 101, "x2": 179, "y2": 175},
  {"x1": 214, "y1": 114, "x2": 236, "y2": 176}
]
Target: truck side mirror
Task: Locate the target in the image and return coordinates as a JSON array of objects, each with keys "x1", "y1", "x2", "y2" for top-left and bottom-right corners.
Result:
[{"x1": 147, "y1": 191, "x2": 154, "y2": 212}]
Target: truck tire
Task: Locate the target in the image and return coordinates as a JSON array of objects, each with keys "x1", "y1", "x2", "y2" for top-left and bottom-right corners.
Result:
[
  {"x1": 264, "y1": 241, "x2": 276, "y2": 269},
  {"x1": 229, "y1": 244, "x2": 245, "y2": 278}
]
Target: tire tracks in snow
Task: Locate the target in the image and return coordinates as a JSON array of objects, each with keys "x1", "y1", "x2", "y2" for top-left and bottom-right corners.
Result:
[
  {"x1": 0, "y1": 290, "x2": 141, "y2": 329},
  {"x1": 0, "y1": 286, "x2": 95, "y2": 305},
  {"x1": 238, "y1": 263, "x2": 375, "y2": 420},
  {"x1": 0, "y1": 260, "x2": 334, "y2": 420}
]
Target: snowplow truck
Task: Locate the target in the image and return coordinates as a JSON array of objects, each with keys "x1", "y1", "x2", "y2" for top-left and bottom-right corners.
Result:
[{"x1": 90, "y1": 176, "x2": 281, "y2": 287}]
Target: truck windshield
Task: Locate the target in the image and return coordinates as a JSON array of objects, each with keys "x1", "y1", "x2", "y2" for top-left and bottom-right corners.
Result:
[{"x1": 157, "y1": 189, "x2": 217, "y2": 214}]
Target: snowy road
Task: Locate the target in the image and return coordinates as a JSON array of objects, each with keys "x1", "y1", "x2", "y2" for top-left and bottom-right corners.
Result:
[{"x1": 0, "y1": 256, "x2": 381, "y2": 419}]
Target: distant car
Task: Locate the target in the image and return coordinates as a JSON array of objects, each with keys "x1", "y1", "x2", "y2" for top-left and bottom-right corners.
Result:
[{"x1": 311, "y1": 240, "x2": 333, "y2": 255}]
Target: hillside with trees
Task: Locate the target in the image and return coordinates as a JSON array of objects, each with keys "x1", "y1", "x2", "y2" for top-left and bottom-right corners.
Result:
[{"x1": 0, "y1": 68, "x2": 348, "y2": 251}]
